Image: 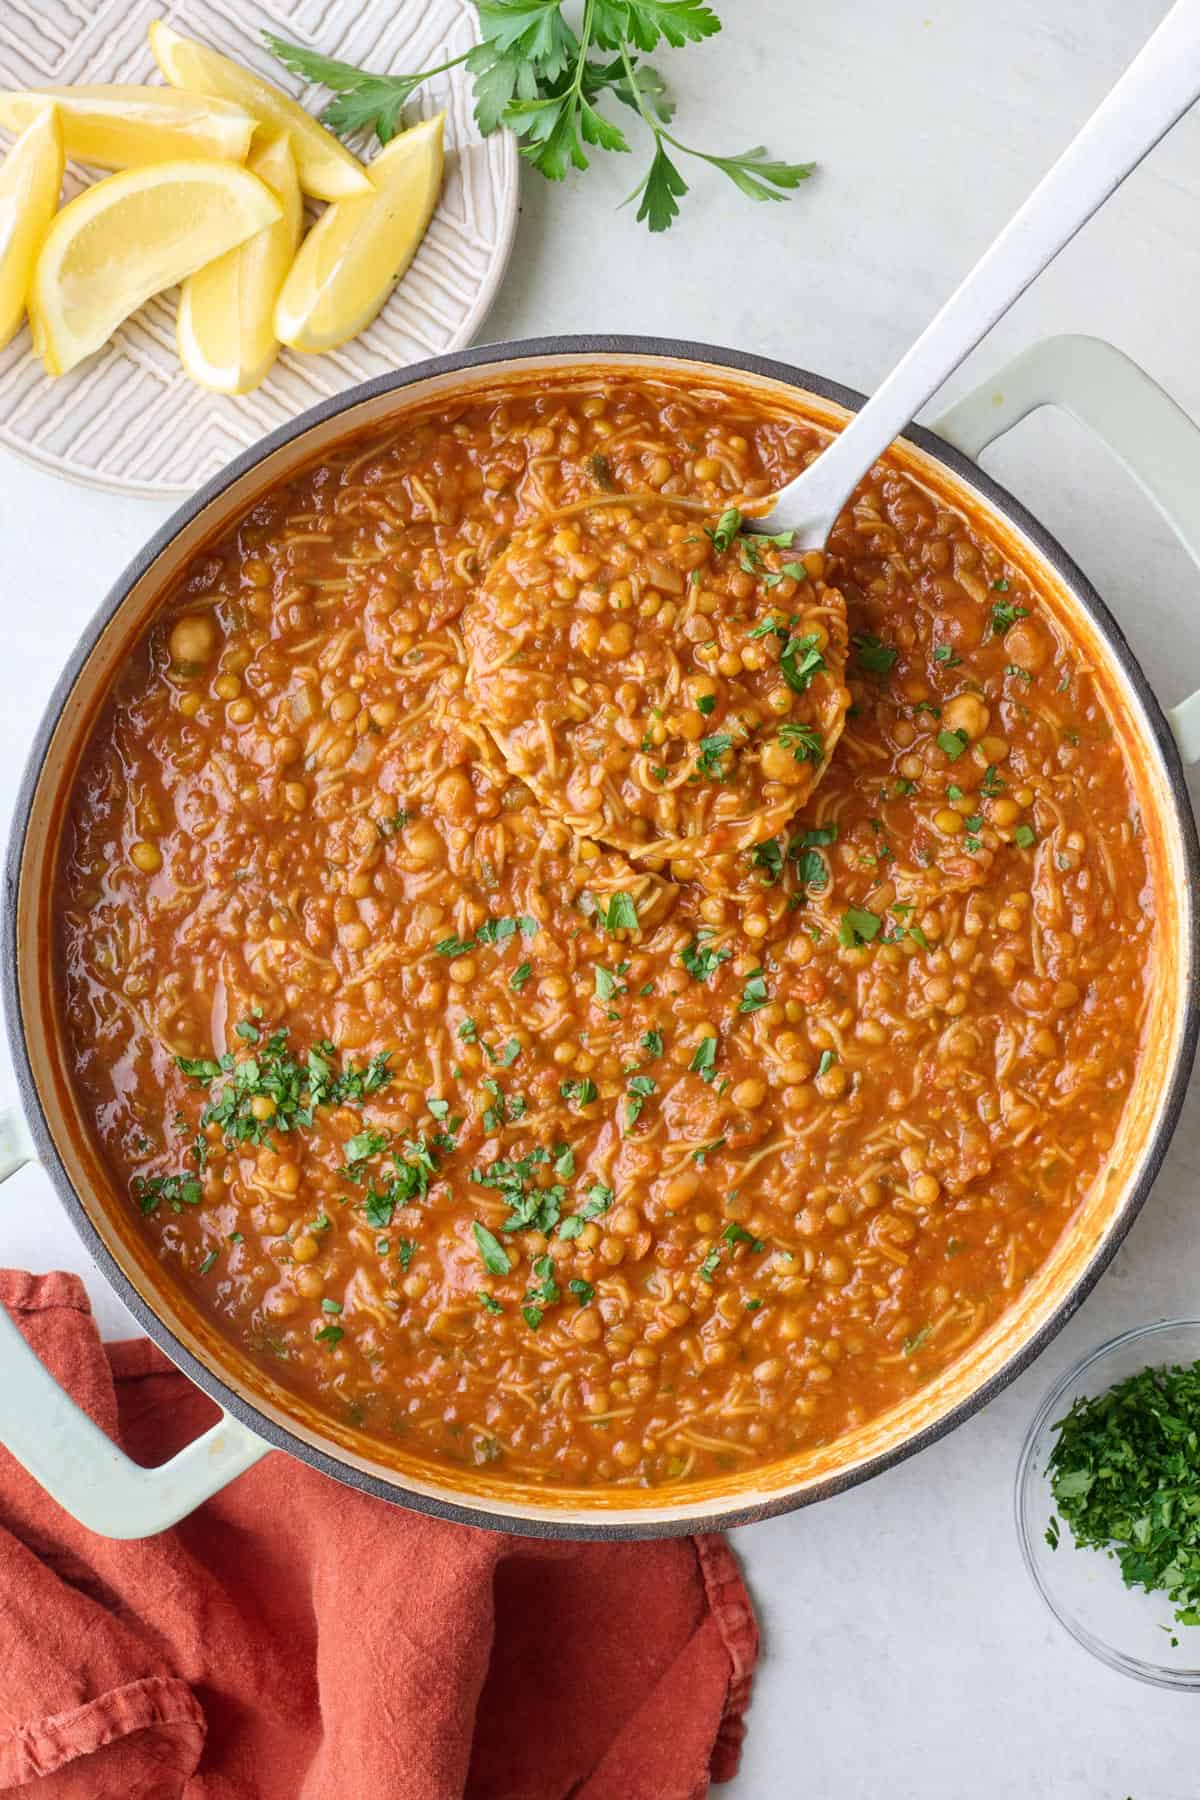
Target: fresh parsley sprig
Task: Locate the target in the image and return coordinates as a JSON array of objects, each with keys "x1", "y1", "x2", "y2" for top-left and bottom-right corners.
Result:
[{"x1": 265, "y1": 0, "x2": 812, "y2": 232}]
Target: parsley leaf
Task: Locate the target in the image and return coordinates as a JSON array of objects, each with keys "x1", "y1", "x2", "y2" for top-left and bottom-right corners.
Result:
[
  {"x1": 839, "y1": 907, "x2": 882, "y2": 947},
  {"x1": 603, "y1": 890, "x2": 639, "y2": 932},
  {"x1": 472, "y1": 1220, "x2": 511, "y2": 1276},
  {"x1": 696, "y1": 731, "x2": 734, "y2": 778},
  {"x1": 777, "y1": 720, "x2": 823, "y2": 765},
  {"x1": 852, "y1": 634, "x2": 897, "y2": 676},
  {"x1": 681, "y1": 933, "x2": 731, "y2": 981}
]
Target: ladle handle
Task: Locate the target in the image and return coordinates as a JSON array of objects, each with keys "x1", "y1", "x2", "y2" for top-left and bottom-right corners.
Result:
[{"x1": 759, "y1": 0, "x2": 1200, "y2": 544}]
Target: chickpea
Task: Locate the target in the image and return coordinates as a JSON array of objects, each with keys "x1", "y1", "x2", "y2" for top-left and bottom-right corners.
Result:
[
  {"x1": 213, "y1": 673, "x2": 242, "y2": 701},
  {"x1": 990, "y1": 797, "x2": 1021, "y2": 828},
  {"x1": 169, "y1": 614, "x2": 217, "y2": 665},
  {"x1": 130, "y1": 841, "x2": 161, "y2": 874},
  {"x1": 436, "y1": 770, "x2": 475, "y2": 821},
  {"x1": 573, "y1": 1308, "x2": 602, "y2": 1342},
  {"x1": 661, "y1": 1171, "x2": 699, "y2": 1213},
  {"x1": 283, "y1": 781, "x2": 308, "y2": 811},
  {"x1": 761, "y1": 739, "x2": 801, "y2": 783},
  {"x1": 731, "y1": 1078, "x2": 767, "y2": 1110},
  {"x1": 292, "y1": 1233, "x2": 320, "y2": 1264},
  {"x1": 406, "y1": 821, "x2": 444, "y2": 865},
  {"x1": 934, "y1": 808, "x2": 964, "y2": 836},
  {"x1": 942, "y1": 693, "x2": 989, "y2": 740}
]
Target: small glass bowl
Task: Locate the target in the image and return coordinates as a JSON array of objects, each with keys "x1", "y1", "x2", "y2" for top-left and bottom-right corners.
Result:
[{"x1": 1016, "y1": 1319, "x2": 1200, "y2": 1689}]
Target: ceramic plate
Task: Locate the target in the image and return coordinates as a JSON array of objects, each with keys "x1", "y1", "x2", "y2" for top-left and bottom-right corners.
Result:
[{"x1": 0, "y1": 1, "x2": 519, "y2": 495}]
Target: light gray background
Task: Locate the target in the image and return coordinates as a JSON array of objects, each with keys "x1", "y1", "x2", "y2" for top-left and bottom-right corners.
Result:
[{"x1": 2, "y1": 3, "x2": 1199, "y2": 1794}]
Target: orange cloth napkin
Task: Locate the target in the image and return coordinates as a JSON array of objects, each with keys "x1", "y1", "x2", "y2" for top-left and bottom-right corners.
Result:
[{"x1": 0, "y1": 1271, "x2": 757, "y2": 1798}]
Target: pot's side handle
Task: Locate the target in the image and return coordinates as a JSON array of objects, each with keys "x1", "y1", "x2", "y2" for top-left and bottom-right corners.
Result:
[
  {"x1": 931, "y1": 333, "x2": 1200, "y2": 763},
  {"x1": 0, "y1": 1299, "x2": 269, "y2": 1537},
  {"x1": 0, "y1": 1130, "x2": 270, "y2": 1536}
]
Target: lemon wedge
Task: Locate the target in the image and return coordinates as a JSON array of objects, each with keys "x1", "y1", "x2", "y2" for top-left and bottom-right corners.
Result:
[
  {"x1": 0, "y1": 86, "x2": 256, "y2": 169},
  {"x1": 275, "y1": 114, "x2": 444, "y2": 355},
  {"x1": 31, "y1": 159, "x2": 281, "y2": 376},
  {"x1": 148, "y1": 20, "x2": 370, "y2": 202},
  {"x1": 0, "y1": 105, "x2": 63, "y2": 350},
  {"x1": 177, "y1": 130, "x2": 302, "y2": 394}
]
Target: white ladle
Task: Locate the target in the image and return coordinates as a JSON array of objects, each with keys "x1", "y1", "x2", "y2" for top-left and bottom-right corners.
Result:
[{"x1": 752, "y1": 0, "x2": 1200, "y2": 546}]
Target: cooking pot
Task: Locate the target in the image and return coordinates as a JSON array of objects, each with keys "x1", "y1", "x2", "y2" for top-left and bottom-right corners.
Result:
[{"x1": 2, "y1": 333, "x2": 1198, "y2": 1541}]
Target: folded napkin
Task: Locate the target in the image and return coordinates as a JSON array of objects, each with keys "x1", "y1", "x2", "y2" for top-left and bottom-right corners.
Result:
[{"x1": 0, "y1": 1271, "x2": 757, "y2": 1799}]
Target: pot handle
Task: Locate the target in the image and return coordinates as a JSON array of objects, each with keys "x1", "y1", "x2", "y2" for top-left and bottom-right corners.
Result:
[
  {"x1": 931, "y1": 333, "x2": 1200, "y2": 762},
  {"x1": 0, "y1": 1109, "x2": 269, "y2": 1537}
]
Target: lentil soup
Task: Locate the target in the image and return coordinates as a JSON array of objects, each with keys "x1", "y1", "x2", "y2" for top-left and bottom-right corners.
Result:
[{"x1": 56, "y1": 372, "x2": 1159, "y2": 1495}]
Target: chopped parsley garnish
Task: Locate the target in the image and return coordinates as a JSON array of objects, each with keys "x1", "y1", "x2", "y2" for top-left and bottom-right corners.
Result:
[
  {"x1": 1005, "y1": 663, "x2": 1033, "y2": 683},
  {"x1": 788, "y1": 823, "x2": 837, "y2": 893},
  {"x1": 763, "y1": 559, "x2": 808, "y2": 589},
  {"x1": 397, "y1": 1239, "x2": 417, "y2": 1270},
  {"x1": 903, "y1": 1325, "x2": 931, "y2": 1356},
  {"x1": 436, "y1": 915, "x2": 539, "y2": 957},
  {"x1": 937, "y1": 728, "x2": 969, "y2": 761},
  {"x1": 693, "y1": 1136, "x2": 726, "y2": 1166},
  {"x1": 133, "y1": 1172, "x2": 203, "y2": 1215},
  {"x1": 361, "y1": 1138, "x2": 439, "y2": 1224},
  {"x1": 472, "y1": 1221, "x2": 511, "y2": 1276},
  {"x1": 344, "y1": 1126, "x2": 390, "y2": 1170},
  {"x1": 777, "y1": 720, "x2": 823, "y2": 764},
  {"x1": 689, "y1": 1036, "x2": 718, "y2": 1082},
  {"x1": 594, "y1": 963, "x2": 624, "y2": 1002},
  {"x1": 626, "y1": 1073, "x2": 657, "y2": 1126},
  {"x1": 697, "y1": 693, "x2": 716, "y2": 716},
  {"x1": 739, "y1": 968, "x2": 769, "y2": 1013},
  {"x1": 1045, "y1": 1359, "x2": 1200, "y2": 1629},
  {"x1": 558, "y1": 1181, "x2": 613, "y2": 1240},
  {"x1": 641, "y1": 1029, "x2": 664, "y2": 1058},
  {"x1": 1013, "y1": 823, "x2": 1036, "y2": 848},
  {"x1": 173, "y1": 1024, "x2": 394, "y2": 1158},
  {"x1": 779, "y1": 631, "x2": 825, "y2": 694},
  {"x1": 815, "y1": 1049, "x2": 837, "y2": 1079},
  {"x1": 509, "y1": 961, "x2": 532, "y2": 992},
  {"x1": 852, "y1": 633, "x2": 897, "y2": 676},
  {"x1": 681, "y1": 933, "x2": 731, "y2": 981},
  {"x1": 839, "y1": 906, "x2": 881, "y2": 947},
  {"x1": 932, "y1": 644, "x2": 961, "y2": 667},
  {"x1": 603, "y1": 891, "x2": 639, "y2": 933},
  {"x1": 706, "y1": 506, "x2": 743, "y2": 552},
  {"x1": 375, "y1": 809, "x2": 409, "y2": 838},
  {"x1": 981, "y1": 764, "x2": 1005, "y2": 797},
  {"x1": 569, "y1": 1278, "x2": 595, "y2": 1306},
  {"x1": 198, "y1": 1249, "x2": 218, "y2": 1276},
  {"x1": 478, "y1": 1292, "x2": 504, "y2": 1315},
  {"x1": 750, "y1": 837, "x2": 784, "y2": 883},
  {"x1": 314, "y1": 1323, "x2": 344, "y2": 1348},
  {"x1": 696, "y1": 732, "x2": 734, "y2": 778},
  {"x1": 698, "y1": 1221, "x2": 765, "y2": 1282},
  {"x1": 990, "y1": 599, "x2": 1030, "y2": 635},
  {"x1": 560, "y1": 1076, "x2": 599, "y2": 1108}
]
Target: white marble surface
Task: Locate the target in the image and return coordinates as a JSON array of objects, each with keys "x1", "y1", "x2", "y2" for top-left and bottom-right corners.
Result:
[{"x1": 3, "y1": 2, "x2": 1200, "y2": 1793}]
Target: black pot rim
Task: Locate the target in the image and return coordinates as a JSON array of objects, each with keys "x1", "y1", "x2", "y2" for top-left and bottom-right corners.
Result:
[{"x1": 5, "y1": 333, "x2": 1199, "y2": 1541}]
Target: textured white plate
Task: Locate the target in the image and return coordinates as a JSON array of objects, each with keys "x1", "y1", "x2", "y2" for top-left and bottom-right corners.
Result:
[{"x1": 0, "y1": 1, "x2": 519, "y2": 495}]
